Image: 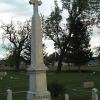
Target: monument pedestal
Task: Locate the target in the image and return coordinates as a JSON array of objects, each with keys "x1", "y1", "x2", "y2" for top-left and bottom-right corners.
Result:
[
  {"x1": 27, "y1": 65, "x2": 51, "y2": 100},
  {"x1": 27, "y1": 90, "x2": 50, "y2": 100}
]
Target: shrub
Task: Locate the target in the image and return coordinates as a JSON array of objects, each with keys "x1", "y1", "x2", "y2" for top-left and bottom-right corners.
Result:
[{"x1": 48, "y1": 82, "x2": 65, "y2": 97}]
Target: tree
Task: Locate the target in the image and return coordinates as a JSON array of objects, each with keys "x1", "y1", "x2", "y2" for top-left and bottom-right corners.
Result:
[
  {"x1": 22, "y1": 30, "x2": 31, "y2": 64},
  {"x1": 61, "y1": 0, "x2": 93, "y2": 70},
  {"x1": 43, "y1": 1, "x2": 73, "y2": 71},
  {"x1": 95, "y1": 46, "x2": 100, "y2": 61},
  {"x1": 1, "y1": 21, "x2": 31, "y2": 71},
  {"x1": 44, "y1": 52, "x2": 59, "y2": 67},
  {"x1": 68, "y1": 18, "x2": 92, "y2": 70},
  {"x1": 43, "y1": 0, "x2": 94, "y2": 71},
  {"x1": 1, "y1": 20, "x2": 48, "y2": 70}
]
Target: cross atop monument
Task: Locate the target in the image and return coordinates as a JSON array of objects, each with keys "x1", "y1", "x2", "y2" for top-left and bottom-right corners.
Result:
[
  {"x1": 29, "y1": 0, "x2": 42, "y2": 6},
  {"x1": 29, "y1": 0, "x2": 42, "y2": 14}
]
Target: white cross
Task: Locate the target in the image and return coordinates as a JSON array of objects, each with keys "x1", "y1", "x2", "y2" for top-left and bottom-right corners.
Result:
[{"x1": 29, "y1": 0, "x2": 42, "y2": 6}]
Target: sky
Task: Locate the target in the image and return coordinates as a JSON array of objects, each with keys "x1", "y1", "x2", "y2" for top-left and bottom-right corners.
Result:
[
  {"x1": 0, "y1": 0, "x2": 61, "y2": 22},
  {"x1": 0, "y1": 0, "x2": 100, "y2": 59},
  {"x1": 0, "y1": 0, "x2": 60, "y2": 59}
]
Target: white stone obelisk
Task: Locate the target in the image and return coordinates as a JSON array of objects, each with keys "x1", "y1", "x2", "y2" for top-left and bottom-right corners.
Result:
[{"x1": 27, "y1": 0, "x2": 51, "y2": 100}]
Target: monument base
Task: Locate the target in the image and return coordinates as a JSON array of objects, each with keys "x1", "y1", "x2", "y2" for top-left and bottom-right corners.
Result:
[
  {"x1": 27, "y1": 91, "x2": 51, "y2": 100},
  {"x1": 27, "y1": 64, "x2": 51, "y2": 100}
]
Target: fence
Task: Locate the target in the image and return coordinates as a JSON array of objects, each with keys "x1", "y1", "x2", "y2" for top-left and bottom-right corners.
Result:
[
  {"x1": 0, "y1": 89, "x2": 27, "y2": 100},
  {"x1": 65, "y1": 88, "x2": 99, "y2": 100},
  {"x1": 0, "y1": 88, "x2": 100, "y2": 100}
]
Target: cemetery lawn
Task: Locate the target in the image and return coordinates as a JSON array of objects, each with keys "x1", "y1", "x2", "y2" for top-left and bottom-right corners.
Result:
[{"x1": 0, "y1": 71, "x2": 100, "y2": 100}]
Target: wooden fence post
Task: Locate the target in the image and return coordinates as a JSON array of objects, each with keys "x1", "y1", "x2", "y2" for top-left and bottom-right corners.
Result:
[
  {"x1": 92, "y1": 88, "x2": 98, "y2": 100},
  {"x1": 7, "y1": 89, "x2": 12, "y2": 100},
  {"x1": 65, "y1": 94, "x2": 69, "y2": 100}
]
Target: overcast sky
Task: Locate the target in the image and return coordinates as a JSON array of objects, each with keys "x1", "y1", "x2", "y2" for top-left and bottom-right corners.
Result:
[
  {"x1": 0, "y1": 0, "x2": 62, "y2": 22},
  {"x1": 0, "y1": 0, "x2": 100, "y2": 59},
  {"x1": 0, "y1": 0, "x2": 60, "y2": 24},
  {"x1": 0, "y1": 0, "x2": 59, "y2": 59}
]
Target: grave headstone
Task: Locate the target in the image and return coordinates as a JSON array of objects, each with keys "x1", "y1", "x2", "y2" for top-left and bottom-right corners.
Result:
[
  {"x1": 65, "y1": 94, "x2": 69, "y2": 100},
  {"x1": 84, "y1": 81, "x2": 94, "y2": 88},
  {"x1": 0, "y1": 72, "x2": 7, "y2": 78}
]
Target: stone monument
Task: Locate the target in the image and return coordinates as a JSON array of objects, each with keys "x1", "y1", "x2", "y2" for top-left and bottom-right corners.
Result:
[{"x1": 27, "y1": 0, "x2": 51, "y2": 100}]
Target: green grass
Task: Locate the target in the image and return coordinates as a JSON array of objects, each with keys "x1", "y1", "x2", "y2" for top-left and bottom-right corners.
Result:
[
  {"x1": 0, "y1": 70, "x2": 100, "y2": 100},
  {"x1": 47, "y1": 72, "x2": 100, "y2": 100},
  {"x1": 0, "y1": 71, "x2": 28, "y2": 100}
]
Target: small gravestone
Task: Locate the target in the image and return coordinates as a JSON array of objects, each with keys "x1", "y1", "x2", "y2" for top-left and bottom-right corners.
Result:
[
  {"x1": 0, "y1": 77, "x2": 3, "y2": 80},
  {"x1": 10, "y1": 76, "x2": 14, "y2": 79},
  {"x1": 0, "y1": 72, "x2": 7, "y2": 78},
  {"x1": 84, "y1": 81, "x2": 94, "y2": 88},
  {"x1": 4, "y1": 72, "x2": 7, "y2": 76},
  {"x1": 0, "y1": 72, "x2": 7, "y2": 80}
]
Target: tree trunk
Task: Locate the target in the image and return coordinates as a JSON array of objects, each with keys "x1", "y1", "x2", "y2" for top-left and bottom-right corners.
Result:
[
  {"x1": 57, "y1": 51, "x2": 64, "y2": 72},
  {"x1": 15, "y1": 54, "x2": 20, "y2": 71},
  {"x1": 78, "y1": 65, "x2": 81, "y2": 72},
  {"x1": 68, "y1": 63, "x2": 70, "y2": 71},
  {"x1": 15, "y1": 60, "x2": 20, "y2": 71}
]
